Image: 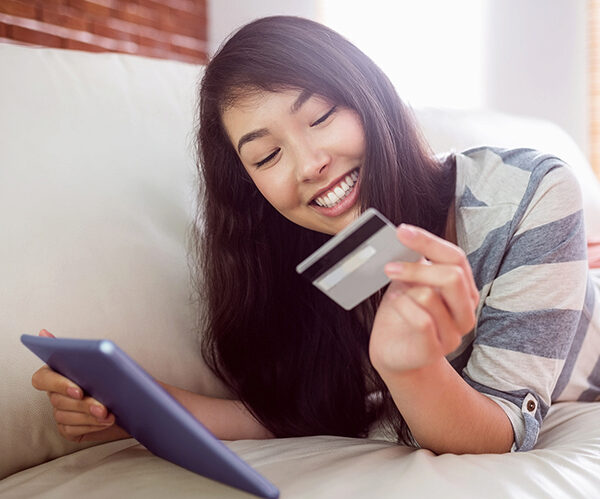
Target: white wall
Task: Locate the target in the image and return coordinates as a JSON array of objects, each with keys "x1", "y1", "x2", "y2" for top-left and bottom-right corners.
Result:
[
  {"x1": 208, "y1": 0, "x2": 317, "y2": 56},
  {"x1": 319, "y1": 0, "x2": 485, "y2": 110},
  {"x1": 483, "y1": 0, "x2": 589, "y2": 156}
]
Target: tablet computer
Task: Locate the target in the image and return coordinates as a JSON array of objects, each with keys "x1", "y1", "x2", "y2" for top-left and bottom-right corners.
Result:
[
  {"x1": 296, "y1": 208, "x2": 421, "y2": 310},
  {"x1": 21, "y1": 334, "x2": 279, "y2": 499}
]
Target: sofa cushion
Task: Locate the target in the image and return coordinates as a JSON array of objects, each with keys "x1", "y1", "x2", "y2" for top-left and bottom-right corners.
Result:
[
  {"x1": 2, "y1": 402, "x2": 600, "y2": 498},
  {"x1": 0, "y1": 43, "x2": 228, "y2": 479}
]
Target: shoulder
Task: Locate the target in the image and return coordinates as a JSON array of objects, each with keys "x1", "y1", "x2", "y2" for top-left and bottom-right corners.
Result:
[
  {"x1": 461, "y1": 146, "x2": 565, "y2": 170},
  {"x1": 454, "y1": 146, "x2": 586, "y2": 269},
  {"x1": 456, "y1": 146, "x2": 582, "y2": 212}
]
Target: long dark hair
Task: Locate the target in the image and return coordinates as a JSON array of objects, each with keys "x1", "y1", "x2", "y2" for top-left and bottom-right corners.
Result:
[{"x1": 191, "y1": 16, "x2": 455, "y2": 443}]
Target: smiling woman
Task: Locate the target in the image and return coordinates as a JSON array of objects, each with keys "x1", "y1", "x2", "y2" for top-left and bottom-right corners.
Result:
[
  {"x1": 196, "y1": 15, "x2": 455, "y2": 445},
  {"x1": 222, "y1": 89, "x2": 366, "y2": 234},
  {"x1": 192, "y1": 15, "x2": 600, "y2": 456}
]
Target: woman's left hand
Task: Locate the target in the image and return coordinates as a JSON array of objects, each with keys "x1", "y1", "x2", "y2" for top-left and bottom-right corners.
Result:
[{"x1": 369, "y1": 224, "x2": 480, "y2": 378}]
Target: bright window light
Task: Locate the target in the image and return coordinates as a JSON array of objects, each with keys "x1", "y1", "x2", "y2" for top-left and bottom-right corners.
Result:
[{"x1": 318, "y1": 0, "x2": 485, "y2": 109}]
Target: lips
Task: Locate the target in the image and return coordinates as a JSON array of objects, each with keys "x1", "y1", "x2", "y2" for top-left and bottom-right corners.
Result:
[{"x1": 310, "y1": 168, "x2": 359, "y2": 208}]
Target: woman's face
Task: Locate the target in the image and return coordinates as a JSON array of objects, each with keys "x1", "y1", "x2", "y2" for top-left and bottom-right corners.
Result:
[{"x1": 221, "y1": 89, "x2": 366, "y2": 235}]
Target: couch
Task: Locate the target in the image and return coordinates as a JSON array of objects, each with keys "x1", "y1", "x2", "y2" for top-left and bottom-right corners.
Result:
[{"x1": 1, "y1": 42, "x2": 600, "y2": 498}]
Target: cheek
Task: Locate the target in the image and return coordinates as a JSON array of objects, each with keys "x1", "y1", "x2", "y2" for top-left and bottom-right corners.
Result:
[
  {"x1": 331, "y1": 114, "x2": 366, "y2": 157},
  {"x1": 348, "y1": 121, "x2": 366, "y2": 155},
  {"x1": 252, "y1": 174, "x2": 297, "y2": 211}
]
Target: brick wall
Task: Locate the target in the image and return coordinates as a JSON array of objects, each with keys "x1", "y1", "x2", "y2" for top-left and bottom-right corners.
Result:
[{"x1": 0, "y1": 0, "x2": 207, "y2": 64}]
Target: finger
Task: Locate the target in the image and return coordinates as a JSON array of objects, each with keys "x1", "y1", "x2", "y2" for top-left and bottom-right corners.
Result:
[
  {"x1": 396, "y1": 224, "x2": 479, "y2": 303},
  {"x1": 386, "y1": 279, "x2": 410, "y2": 296},
  {"x1": 31, "y1": 366, "x2": 83, "y2": 400},
  {"x1": 396, "y1": 224, "x2": 463, "y2": 264},
  {"x1": 385, "y1": 262, "x2": 476, "y2": 333},
  {"x1": 39, "y1": 329, "x2": 56, "y2": 338},
  {"x1": 78, "y1": 425, "x2": 130, "y2": 443},
  {"x1": 48, "y1": 393, "x2": 109, "y2": 418},
  {"x1": 404, "y1": 286, "x2": 463, "y2": 354},
  {"x1": 58, "y1": 423, "x2": 116, "y2": 441},
  {"x1": 386, "y1": 290, "x2": 442, "y2": 356},
  {"x1": 54, "y1": 408, "x2": 115, "y2": 427}
]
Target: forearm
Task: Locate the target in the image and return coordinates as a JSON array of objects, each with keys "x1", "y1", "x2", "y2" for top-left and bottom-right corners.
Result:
[
  {"x1": 380, "y1": 358, "x2": 514, "y2": 454},
  {"x1": 158, "y1": 382, "x2": 274, "y2": 440}
]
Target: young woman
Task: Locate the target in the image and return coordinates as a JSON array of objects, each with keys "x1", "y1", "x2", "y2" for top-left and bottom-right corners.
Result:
[{"x1": 31, "y1": 16, "x2": 600, "y2": 455}]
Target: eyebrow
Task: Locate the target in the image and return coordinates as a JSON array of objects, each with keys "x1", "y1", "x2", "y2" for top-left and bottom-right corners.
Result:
[
  {"x1": 236, "y1": 90, "x2": 313, "y2": 154},
  {"x1": 290, "y1": 89, "x2": 313, "y2": 113},
  {"x1": 237, "y1": 128, "x2": 269, "y2": 154}
]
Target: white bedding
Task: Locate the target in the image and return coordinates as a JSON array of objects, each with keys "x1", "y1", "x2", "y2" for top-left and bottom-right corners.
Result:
[{"x1": 2, "y1": 402, "x2": 599, "y2": 498}]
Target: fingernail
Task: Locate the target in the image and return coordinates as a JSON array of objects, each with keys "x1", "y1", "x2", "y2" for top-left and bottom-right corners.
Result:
[
  {"x1": 67, "y1": 387, "x2": 82, "y2": 399},
  {"x1": 90, "y1": 405, "x2": 104, "y2": 418},
  {"x1": 385, "y1": 263, "x2": 404, "y2": 274},
  {"x1": 399, "y1": 224, "x2": 416, "y2": 238}
]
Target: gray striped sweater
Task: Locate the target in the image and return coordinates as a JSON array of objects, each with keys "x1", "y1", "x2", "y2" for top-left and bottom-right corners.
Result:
[{"x1": 448, "y1": 147, "x2": 600, "y2": 451}]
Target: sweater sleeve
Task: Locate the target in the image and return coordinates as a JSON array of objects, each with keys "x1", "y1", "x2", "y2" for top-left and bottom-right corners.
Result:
[{"x1": 461, "y1": 161, "x2": 589, "y2": 451}]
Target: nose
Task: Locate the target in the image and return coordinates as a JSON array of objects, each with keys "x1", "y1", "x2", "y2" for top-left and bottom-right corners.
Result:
[{"x1": 295, "y1": 140, "x2": 331, "y2": 182}]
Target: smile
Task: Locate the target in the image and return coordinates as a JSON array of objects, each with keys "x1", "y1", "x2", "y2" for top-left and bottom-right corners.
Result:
[{"x1": 313, "y1": 169, "x2": 359, "y2": 208}]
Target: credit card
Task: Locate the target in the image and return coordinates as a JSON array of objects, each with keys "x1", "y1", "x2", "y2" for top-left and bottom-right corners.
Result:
[{"x1": 296, "y1": 208, "x2": 421, "y2": 310}]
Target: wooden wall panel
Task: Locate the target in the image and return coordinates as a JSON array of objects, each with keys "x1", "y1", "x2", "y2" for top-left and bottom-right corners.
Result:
[{"x1": 0, "y1": 0, "x2": 207, "y2": 64}]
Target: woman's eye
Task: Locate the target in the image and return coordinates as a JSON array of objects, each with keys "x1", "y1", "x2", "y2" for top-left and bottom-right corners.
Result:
[
  {"x1": 310, "y1": 106, "x2": 337, "y2": 127},
  {"x1": 255, "y1": 148, "x2": 280, "y2": 167}
]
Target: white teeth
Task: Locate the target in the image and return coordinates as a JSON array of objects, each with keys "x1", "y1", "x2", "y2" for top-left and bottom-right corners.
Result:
[{"x1": 313, "y1": 169, "x2": 359, "y2": 208}]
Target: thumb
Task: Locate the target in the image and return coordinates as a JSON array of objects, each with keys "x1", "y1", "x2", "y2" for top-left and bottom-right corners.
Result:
[{"x1": 39, "y1": 329, "x2": 56, "y2": 338}]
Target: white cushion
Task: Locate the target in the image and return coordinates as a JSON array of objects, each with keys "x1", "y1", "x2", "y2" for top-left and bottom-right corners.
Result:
[
  {"x1": 0, "y1": 43, "x2": 227, "y2": 479},
  {"x1": 1, "y1": 402, "x2": 599, "y2": 497}
]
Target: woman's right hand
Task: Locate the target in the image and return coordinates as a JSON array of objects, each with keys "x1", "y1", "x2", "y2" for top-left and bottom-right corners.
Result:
[{"x1": 31, "y1": 330, "x2": 130, "y2": 443}]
